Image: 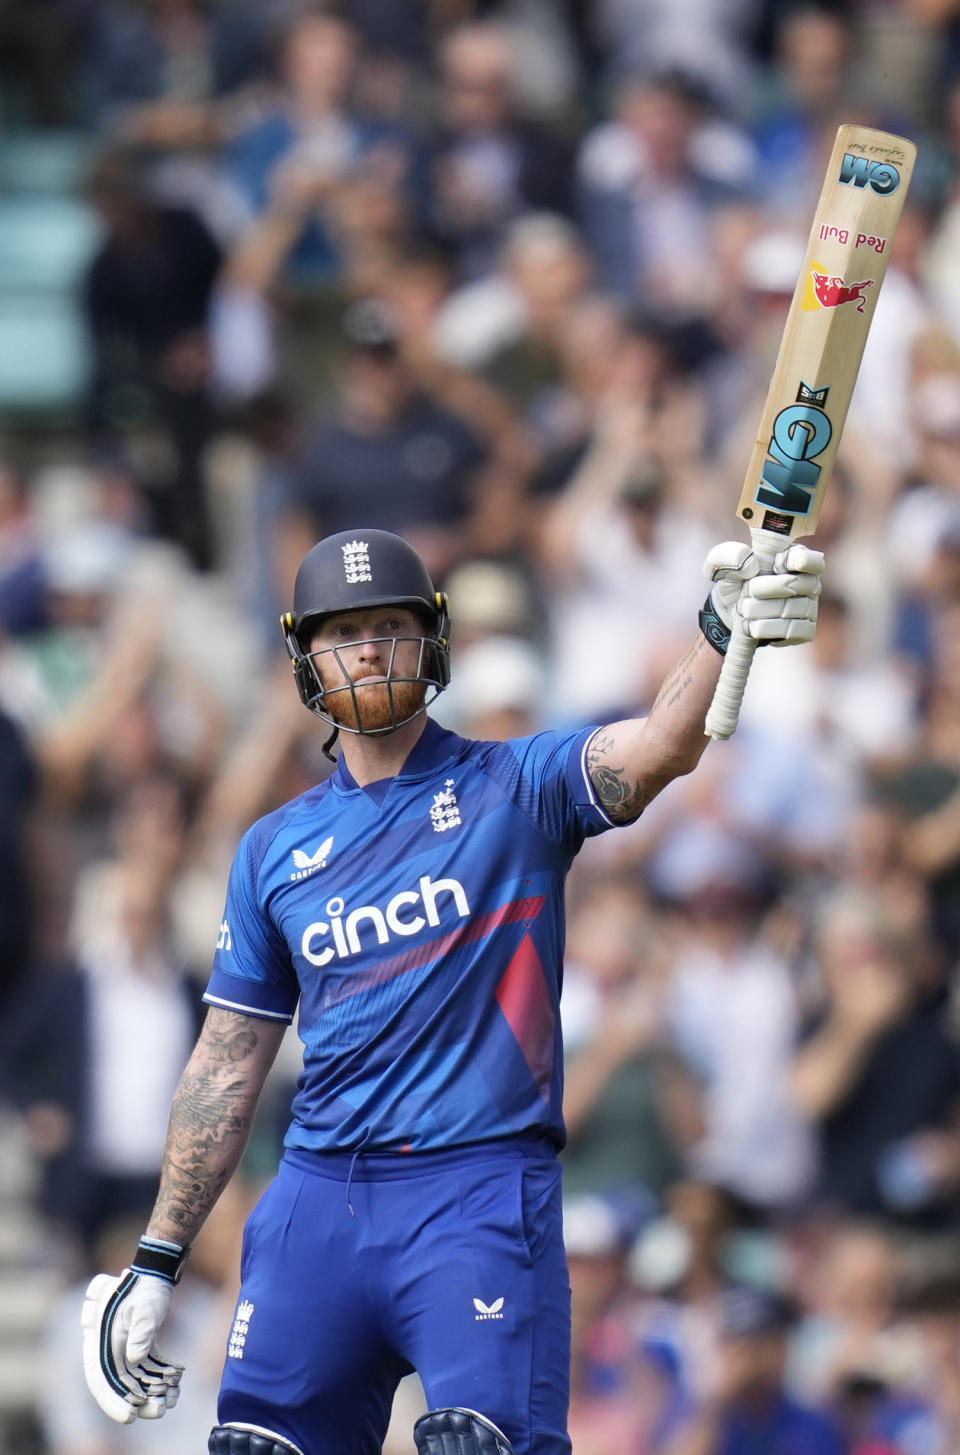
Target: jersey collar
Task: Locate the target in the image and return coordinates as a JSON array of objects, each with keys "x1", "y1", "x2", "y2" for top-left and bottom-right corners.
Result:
[{"x1": 333, "y1": 716, "x2": 465, "y2": 796}]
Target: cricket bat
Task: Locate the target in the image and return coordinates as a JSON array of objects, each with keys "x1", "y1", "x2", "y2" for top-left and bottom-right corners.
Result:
[{"x1": 704, "y1": 123, "x2": 916, "y2": 740}]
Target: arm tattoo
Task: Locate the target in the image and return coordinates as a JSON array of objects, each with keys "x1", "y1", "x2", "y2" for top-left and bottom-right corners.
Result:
[
  {"x1": 586, "y1": 726, "x2": 653, "y2": 823},
  {"x1": 149, "y1": 1010, "x2": 269, "y2": 1245},
  {"x1": 649, "y1": 640, "x2": 701, "y2": 713},
  {"x1": 586, "y1": 640, "x2": 711, "y2": 825}
]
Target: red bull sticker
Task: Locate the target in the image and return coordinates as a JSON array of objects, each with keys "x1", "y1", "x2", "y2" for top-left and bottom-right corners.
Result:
[{"x1": 802, "y1": 260, "x2": 875, "y2": 313}]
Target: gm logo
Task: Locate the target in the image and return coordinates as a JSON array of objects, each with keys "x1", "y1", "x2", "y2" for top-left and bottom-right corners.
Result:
[
  {"x1": 839, "y1": 153, "x2": 900, "y2": 195},
  {"x1": 756, "y1": 381, "x2": 832, "y2": 516}
]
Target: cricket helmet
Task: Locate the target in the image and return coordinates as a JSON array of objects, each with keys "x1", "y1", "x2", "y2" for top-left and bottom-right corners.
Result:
[{"x1": 280, "y1": 529, "x2": 451, "y2": 738}]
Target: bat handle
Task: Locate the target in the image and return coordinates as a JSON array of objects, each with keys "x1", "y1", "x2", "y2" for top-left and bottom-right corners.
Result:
[{"x1": 704, "y1": 528, "x2": 782, "y2": 741}]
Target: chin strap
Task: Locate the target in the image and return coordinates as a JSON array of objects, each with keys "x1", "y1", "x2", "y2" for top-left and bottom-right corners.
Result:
[{"x1": 321, "y1": 724, "x2": 339, "y2": 761}]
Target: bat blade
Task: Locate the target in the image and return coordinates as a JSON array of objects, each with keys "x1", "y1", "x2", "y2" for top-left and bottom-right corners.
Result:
[{"x1": 705, "y1": 124, "x2": 916, "y2": 741}]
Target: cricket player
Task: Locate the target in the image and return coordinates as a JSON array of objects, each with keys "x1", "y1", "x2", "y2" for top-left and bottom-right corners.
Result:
[{"x1": 81, "y1": 527, "x2": 822, "y2": 1455}]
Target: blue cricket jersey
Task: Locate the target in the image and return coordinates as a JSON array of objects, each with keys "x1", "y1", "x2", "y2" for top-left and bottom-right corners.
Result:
[{"x1": 203, "y1": 718, "x2": 615, "y2": 1152}]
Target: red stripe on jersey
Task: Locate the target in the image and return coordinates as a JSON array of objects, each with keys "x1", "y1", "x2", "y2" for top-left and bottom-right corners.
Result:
[
  {"x1": 320, "y1": 895, "x2": 546, "y2": 1009},
  {"x1": 495, "y1": 934, "x2": 555, "y2": 1102}
]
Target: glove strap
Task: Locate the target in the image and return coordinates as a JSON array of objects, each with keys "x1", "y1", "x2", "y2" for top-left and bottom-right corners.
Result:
[
  {"x1": 699, "y1": 592, "x2": 731, "y2": 656},
  {"x1": 131, "y1": 1236, "x2": 189, "y2": 1285}
]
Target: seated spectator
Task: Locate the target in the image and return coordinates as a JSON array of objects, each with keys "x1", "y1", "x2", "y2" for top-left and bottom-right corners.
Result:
[
  {"x1": 276, "y1": 297, "x2": 488, "y2": 585},
  {"x1": 564, "y1": 1193, "x2": 687, "y2": 1454},
  {"x1": 792, "y1": 887, "x2": 960, "y2": 1226},
  {"x1": 631, "y1": 1179, "x2": 740, "y2": 1403},
  {"x1": 662, "y1": 1286, "x2": 846, "y2": 1455},
  {"x1": 427, "y1": 20, "x2": 576, "y2": 281},
  {"x1": 788, "y1": 1221, "x2": 905, "y2": 1406},
  {"x1": 432, "y1": 212, "x2": 591, "y2": 389}
]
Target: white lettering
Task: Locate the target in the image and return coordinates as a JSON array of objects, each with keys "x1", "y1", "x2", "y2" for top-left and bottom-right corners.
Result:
[
  {"x1": 385, "y1": 890, "x2": 426, "y2": 936},
  {"x1": 302, "y1": 921, "x2": 333, "y2": 966},
  {"x1": 346, "y1": 904, "x2": 390, "y2": 954},
  {"x1": 299, "y1": 877, "x2": 470, "y2": 965},
  {"x1": 420, "y1": 874, "x2": 470, "y2": 926}
]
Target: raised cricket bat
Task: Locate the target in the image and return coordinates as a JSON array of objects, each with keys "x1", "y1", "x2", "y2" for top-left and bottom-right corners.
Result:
[{"x1": 704, "y1": 124, "x2": 916, "y2": 740}]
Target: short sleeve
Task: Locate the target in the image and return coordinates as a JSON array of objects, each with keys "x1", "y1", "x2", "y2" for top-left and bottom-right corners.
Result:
[
  {"x1": 203, "y1": 826, "x2": 299, "y2": 1023},
  {"x1": 501, "y1": 726, "x2": 616, "y2": 848}
]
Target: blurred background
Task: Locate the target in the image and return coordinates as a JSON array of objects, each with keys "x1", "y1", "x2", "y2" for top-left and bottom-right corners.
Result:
[{"x1": 1, "y1": 1, "x2": 960, "y2": 1452}]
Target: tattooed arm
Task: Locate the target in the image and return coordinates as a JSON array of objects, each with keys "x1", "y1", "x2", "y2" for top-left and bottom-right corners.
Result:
[
  {"x1": 145, "y1": 1007, "x2": 286, "y2": 1247},
  {"x1": 587, "y1": 634, "x2": 723, "y2": 824}
]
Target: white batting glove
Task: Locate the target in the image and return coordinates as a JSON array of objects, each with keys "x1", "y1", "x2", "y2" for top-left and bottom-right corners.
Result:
[
  {"x1": 81, "y1": 1238, "x2": 187, "y2": 1424},
  {"x1": 704, "y1": 541, "x2": 824, "y2": 647}
]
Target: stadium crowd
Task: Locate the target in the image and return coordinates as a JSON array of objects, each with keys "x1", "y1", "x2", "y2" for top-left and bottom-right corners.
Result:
[{"x1": 2, "y1": 0, "x2": 960, "y2": 1451}]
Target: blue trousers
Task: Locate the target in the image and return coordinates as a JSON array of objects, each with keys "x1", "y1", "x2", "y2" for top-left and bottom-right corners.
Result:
[{"x1": 218, "y1": 1139, "x2": 571, "y2": 1455}]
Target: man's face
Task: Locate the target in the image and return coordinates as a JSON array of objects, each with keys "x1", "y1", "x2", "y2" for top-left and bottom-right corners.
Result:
[{"x1": 309, "y1": 605, "x2": 429, "y2": 732}]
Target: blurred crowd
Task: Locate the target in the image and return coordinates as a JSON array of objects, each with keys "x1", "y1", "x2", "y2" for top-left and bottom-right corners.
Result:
[{"x1": 2, "y1": 0, "x2": 960, "y2": 1452}]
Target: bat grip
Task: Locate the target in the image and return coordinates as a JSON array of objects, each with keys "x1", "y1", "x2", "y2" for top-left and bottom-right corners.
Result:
[{"x1": 704, "y1": 528, "x2": 782, "y2": 741}]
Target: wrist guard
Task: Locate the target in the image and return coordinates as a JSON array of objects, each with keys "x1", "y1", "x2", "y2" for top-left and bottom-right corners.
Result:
[
  {"x1": 699, "y1": 592, "x2": 731, "y2": 656},
  {"x1": 131, "y1": 1236, "x2": 189, "y2": 1285}
]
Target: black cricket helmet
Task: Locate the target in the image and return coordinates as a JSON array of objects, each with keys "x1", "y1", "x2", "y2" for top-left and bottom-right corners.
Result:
[{"x1": 281, "y1": 529, "x2": 451, "y2": 742}]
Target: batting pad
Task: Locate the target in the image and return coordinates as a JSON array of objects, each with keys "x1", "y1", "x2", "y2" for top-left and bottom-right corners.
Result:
[
  {"x1": 414, "y1": 1406, "x2": 516, "y2": 1455},
  {"x1": 208, "y1": 1421, "x2": 304, "y2": 1455}
]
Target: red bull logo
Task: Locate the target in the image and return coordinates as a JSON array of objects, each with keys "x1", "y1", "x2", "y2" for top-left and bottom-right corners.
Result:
[{"x1": 801, "y1": 261, "x2": 875, "y2": 314}]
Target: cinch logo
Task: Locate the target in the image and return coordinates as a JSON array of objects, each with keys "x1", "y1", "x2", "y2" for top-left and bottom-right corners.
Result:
[
  {"x1": 838, "y1": 152, "x2": 900, "y2": 195},
  {"x1": 755, "y1": 380, "x2": 832, "y2": 516},
  {"x1": 301, "y1": 875, "x2": 470, "y2": 966}
]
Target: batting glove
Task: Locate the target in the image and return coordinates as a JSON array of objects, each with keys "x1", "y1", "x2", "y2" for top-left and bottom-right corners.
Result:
[
  {"x1": 81, "y1": 1237, "x2": 187, "y2": 1424},
  {"x1": 702, "y1": 541, "x2": 824, "y2": 650}
]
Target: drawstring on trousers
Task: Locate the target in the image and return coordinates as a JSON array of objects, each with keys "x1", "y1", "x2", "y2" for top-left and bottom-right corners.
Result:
[{"x1": 345, "y1": 1130, "x2": 369, "y2": 1215}]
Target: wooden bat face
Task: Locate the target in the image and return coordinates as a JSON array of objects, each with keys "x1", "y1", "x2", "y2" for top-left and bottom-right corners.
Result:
[{"x1": 736, "y1": 126, "x2": 917, "y2": 541}]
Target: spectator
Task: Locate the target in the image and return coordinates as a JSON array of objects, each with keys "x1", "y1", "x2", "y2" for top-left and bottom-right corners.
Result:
[
  {"x1": 789, "y1": 1221, "x2": 904, "y2": 1405},
  {"x1": 564, "y1": 1192, "x2": 685, "y2": 1454},
  {"x1": 428, "y1": 20, "x2": 576, "y2": 280},
  {"x1": 577, "y1": 70, "x2": 753, "y2": 314},
  {"x1": 663, "y1": 866, "x2": 816, "y2": 1213},
  {"x1": 0, "y1": 703, "x2": 39, "y2": 1010},
  {"x1": 748, "y1": 7, "x2": 860, "y2": 225},
  {"x1": 83, "y1": 150, "x2": 223, "y2": 568},
  {"x1": 536, "y1": 424, "x2": 714, "y2": 725},
  {"x1": 882, "y1": 598, "x2": 960, "y2": 959},
  {"x1": 792, "y1": 886, "x2": 960, "y2": 1226},
  {"x1": 222, "y1": 8, "x2": 421, "y2": 287},
  {"x1": 630, "y1": 1178, "x2": 740, "y2": 1404},
  {"x1": 560, "y1": 877, "x2": 695, "y2": 1205},
  {"x1": 277, "y1": 297, "x2": 488, "y2": 583},
  {"x1": 662, "y1": 1285, "x2": 846, "y2": 1455},
  {"x1": 80, "y1": 0, "x2": 268, "y2": 143},
  {"x1": 2, "y1": 856, "x2": 203, "y2": 1266}
]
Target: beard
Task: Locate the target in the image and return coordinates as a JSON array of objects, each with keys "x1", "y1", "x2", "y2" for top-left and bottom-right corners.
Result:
[{"x1": 323, "y1": 676, "x2": 427, "y2": 732}]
